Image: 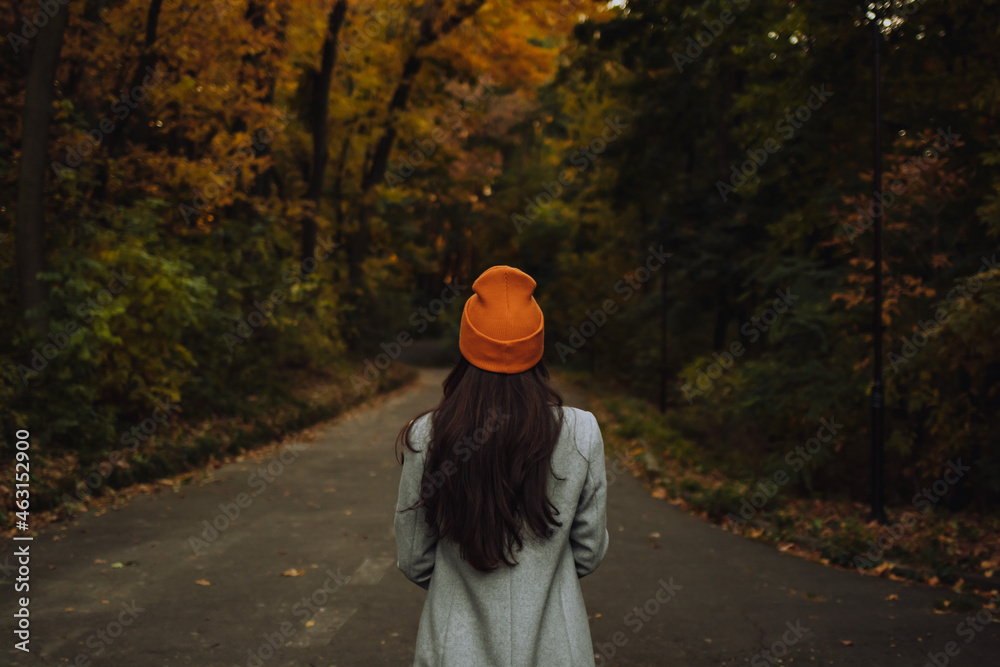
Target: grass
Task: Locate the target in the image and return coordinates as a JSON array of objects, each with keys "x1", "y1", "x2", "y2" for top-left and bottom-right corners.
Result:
[
  {"x1": 557, "y1": 368, "x2": 1000, "y2": 605},
  {"x1": 0, "y1": 360, "x2": 417, "y2": 533}
]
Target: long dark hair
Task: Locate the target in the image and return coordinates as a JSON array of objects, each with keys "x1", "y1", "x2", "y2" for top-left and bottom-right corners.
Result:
[{"x1": 396, "y1": 355, "x2": 566, "y2": 572}]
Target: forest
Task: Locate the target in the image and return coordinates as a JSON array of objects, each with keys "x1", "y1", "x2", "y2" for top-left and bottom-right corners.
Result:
[{"x1": 2, "y1": 0, "x2": 999, "y2": 546}]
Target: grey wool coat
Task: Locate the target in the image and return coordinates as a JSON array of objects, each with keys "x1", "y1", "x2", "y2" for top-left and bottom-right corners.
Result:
[{"x1": 395, "y1": 406, "x2": 610, "y2": 667}]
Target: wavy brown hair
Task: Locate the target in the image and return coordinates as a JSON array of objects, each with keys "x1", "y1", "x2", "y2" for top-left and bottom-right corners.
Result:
[{"x1": 396, "y1": 355, "x2": 566, "y2": 572}]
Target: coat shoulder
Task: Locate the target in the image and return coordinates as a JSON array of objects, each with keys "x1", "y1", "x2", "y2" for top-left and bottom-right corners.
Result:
[{"x1": 557, "y1": 406, "x2": 600, "y2": 461}]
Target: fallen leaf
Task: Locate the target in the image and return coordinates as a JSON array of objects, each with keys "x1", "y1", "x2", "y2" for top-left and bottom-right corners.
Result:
[
  {"x1": 651, "y1": 487, "x2": 667, "y2": 500},
  {"x1": 305, "y1": 620, "x2": 316, "y2": 627},
  {"x1": 840, "y1": 639, "x2": 853, "y2": 646},
  {"x1": 886, "y1": 594, "x2": 899, "y2": 601},
  {"x1": 111, "y1": 562, "x2": 124, "y2": 569},
  {"x1": 873, "y1": 561, "x2": 893, "y2": 575},
  {"x1": 64, "y1": 607, "x2": 74, "y2": 612},
  {"x1": 94, "y1": 559, "x2": 107, "y2": 564},
  {"x1": 281, "y1": 568, "x2": 305, "y2": 577},
  {"x1": 195, "y1": 579, "x2": 211, "y2": 586}
]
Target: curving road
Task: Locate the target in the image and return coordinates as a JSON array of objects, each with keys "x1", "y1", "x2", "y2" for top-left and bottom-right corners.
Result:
[{"x1": 2, "y1": 367, "x2": 998, "y2": 666}]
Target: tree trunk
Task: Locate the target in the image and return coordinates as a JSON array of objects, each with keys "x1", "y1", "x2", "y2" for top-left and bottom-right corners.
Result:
[
  {"x1": 349, "y1": 0, "x2": 486, "y2": 288},
  {"x1": 105, "y1": 0, "x2": 163, "y2": 159},
  {"x1": 16, "y1": 3, "x2": 71, "y2": 330},
  {"x1": 302, "y1": 0, "x2": 348, "y2": 264},
  {"x1": 244, "y1": 2, "x2": 288, "y2": 200}
]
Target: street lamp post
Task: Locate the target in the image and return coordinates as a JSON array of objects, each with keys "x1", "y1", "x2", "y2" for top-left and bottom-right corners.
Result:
[
  {"x1": 870, "y1": 4, "x2": 887, "y2": 525},
  {"x1": 659, "y1": 214, "x2": 668, "y2": 414}
]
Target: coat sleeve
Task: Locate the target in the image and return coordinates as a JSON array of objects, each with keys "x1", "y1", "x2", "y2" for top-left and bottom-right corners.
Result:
[
  {"x1": 395, "y1": 424, "x2": 438, "y2": 590},
  {"x1": 570, "y1": 411, "x2": 610, "y2": 578}
]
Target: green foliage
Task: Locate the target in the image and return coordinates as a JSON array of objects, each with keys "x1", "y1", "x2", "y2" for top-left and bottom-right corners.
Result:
[
  {"x1": 2, "y1": 0, "x2": 999, "y2": 524},
  {"x1": 504, "y1": 0, "x2": 1000, "y2": 511}
]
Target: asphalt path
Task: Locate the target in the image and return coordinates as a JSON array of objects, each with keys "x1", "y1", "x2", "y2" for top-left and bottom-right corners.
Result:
[{"x1": 2, "y1": 367, "x2": 998, "y2": 666}]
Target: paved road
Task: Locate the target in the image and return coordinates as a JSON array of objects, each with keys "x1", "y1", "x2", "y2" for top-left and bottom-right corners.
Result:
[{"x1": 3, "y1": 367, "x2": 999, "y2": 666}]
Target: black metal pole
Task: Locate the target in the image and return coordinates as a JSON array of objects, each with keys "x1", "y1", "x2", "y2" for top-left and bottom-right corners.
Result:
[
  {"x1": 870, "y1": 6, "x2": 887, "y2": 525},
  {"x1": 659, "y1": 215, "x2": 668, "y2": 414}
]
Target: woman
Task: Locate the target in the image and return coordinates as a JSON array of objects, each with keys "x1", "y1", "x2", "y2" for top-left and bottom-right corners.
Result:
[{"x1": 395, "y1": 265, "x2": 610, "y2": 667}]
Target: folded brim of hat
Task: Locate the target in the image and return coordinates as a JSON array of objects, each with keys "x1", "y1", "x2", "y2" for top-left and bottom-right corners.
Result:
[{"x1": 459, "y1": 307, "x2": 544, "y2": 374}]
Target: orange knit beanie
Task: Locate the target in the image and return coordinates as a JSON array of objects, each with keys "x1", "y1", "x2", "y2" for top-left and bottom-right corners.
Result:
[{"x1": 459, "y1": 265, "x2": 544, "y2": 374}]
